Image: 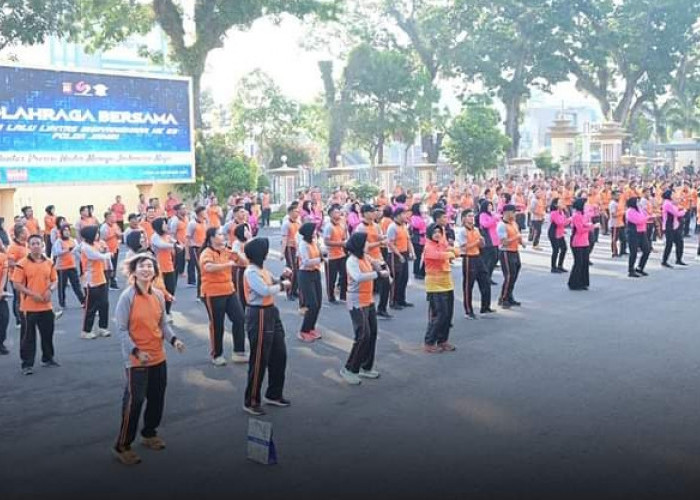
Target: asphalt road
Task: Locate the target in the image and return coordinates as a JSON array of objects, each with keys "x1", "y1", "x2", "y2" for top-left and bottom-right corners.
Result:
[{"x1": 2, "y1": 227, "x2": 700, "y2": 500}]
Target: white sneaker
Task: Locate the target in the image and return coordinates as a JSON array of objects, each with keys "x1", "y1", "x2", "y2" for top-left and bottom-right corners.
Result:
[
  {"x1": 211, "y1": 356, "x2": 227, "y2": 367},
  {"x1": 166, "y1": 314, "x2": 174, "y2": 324},
  {"x1": 231, "y1": 352, "x2": 249, "y2": 363},
  {"x1": 339, "y1": 367, "x2": 362, "y2": 385},
  {"x1": 359, "y1": 369, "x2": 380, "y2": 379},
  {"x1": 97, "y1": 328, "x2": 111, "y2": 337},
  {"x1": 81, "y1": 331, "x2": 97, "y2": 340},
  {"x1": 54, "y1": 310, "x2": 64, "y2": 321}
]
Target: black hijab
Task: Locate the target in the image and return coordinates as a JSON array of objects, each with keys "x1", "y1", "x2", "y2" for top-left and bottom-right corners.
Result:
[
  {"x1": 80, "y1": 225, "x2": 99, "y2": 245},
  {"x1": 345, "y1": 232, "x2": 367, "y2": 259},
  {"x1": 234, "y1": 223, "x2": 248, "y2": 243},
  {"x1": 244, "y1": 237, "x2": 269, "y2": 268},
  {"x1": 426, "y1": 222, "x2": 442, "y2": 241},
  {"x1": 126, "y1": 230, "x2": 144, "y2": 253},
  {"x1": 299, "y1": 222, "x2": 316, "y2": 244},
  {"x1": 572, "y1": 198, "x2": 586, "y2": 213}
]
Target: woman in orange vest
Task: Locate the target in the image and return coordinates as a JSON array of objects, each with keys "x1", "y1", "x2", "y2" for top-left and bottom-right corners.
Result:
[
  {"x1": 53, "y1": 223, "x2": 85, "y2": 309},
  {"x1": 112, "y1": 252, "x2": 185, "y2": 466},
  {"x1": 43, "y1": 205, "x2": 56, "y2": 258},
  {"x1": 296, "y1": 222, "x2": 324, "y2": 343},
  {"x1": 340, "y1": 231, "x2": 389, "y2": 384},
  {"x1": 80, "y1": 226, "x2": 113, "y2": 339},
  {"x1": 151, "y1": 218, "x2": 180, "y2": 322}
]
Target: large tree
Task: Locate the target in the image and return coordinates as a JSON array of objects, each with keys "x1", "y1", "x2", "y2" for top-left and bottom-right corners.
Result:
[
  {"x1": 445, "y1": 95, "x2": 510, "y2": 179},
  {"x1": 562, "y1": 0, "x2": 700, "y2": 128},
  {"x1": 452, "y1": 0, "x2": 570, "y2": 158},
  {"x1": 344, "y1": 43, "x2": 421, "y2": 165}
]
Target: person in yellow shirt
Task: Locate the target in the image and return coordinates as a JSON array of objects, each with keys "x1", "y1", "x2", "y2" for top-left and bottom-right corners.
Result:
[{"x1": 423, "y1": 223, "x2": 456, "y2": 353}]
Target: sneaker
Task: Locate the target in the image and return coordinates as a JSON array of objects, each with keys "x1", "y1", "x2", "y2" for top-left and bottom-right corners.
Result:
[
  {"x1": 243, "y1": 404, "x2": 266, "y2": 416},
  {"x1": 500, "y1": 301, "x2": 511, "y2": 309},
  {"x1": 297, "y1": 331, "x2": 316, "y2": 343},
  {"x1": 112, "y1": 447, "x2": 141, "y2": 466},
  {"x1": 628, "y1": 271, "x2": 640, "y2": 278},
  {"x1": 635, "y1": 268, "x2": 649, "y2": 277},
  {"x1": 359, "y1": 369, "x2": 380, "y2": 379},
  {"x1": 21, "y1": 366, "x2": 34, "y2": 375},
  {"x1": 662, "y1": 262, "x2": 673, "y2": 268},
  {"x1": 263, "y1": 397, "x2": 291, "y2": 407},
  {"x1": 141, "y1": 436, "x2": 166, "y2": 450},
  {"x1": 339, "y1": 367, "x2": 362, "y2": 385},
  {"x1": 186, "y1": 282, "x2": 197, "y2": 288},
  {"x1": 438, "y1": 342, "x2": 456, "y2": 352},
  {"x1": 465, "y1": 313, "x2": 478, "y2": 320},
  {"x1": 109, "y1": 283, "x2": 120, "y2": 290},
  {"x1": 0, "y1": 344, "x2": 8, "y2": 355},
  {"x1": 81, "y1": 331, "x2": 97, "y2": 340},
  {"x1": 480, "y1": 308, "x2": 497, "y2": 314},
  {"x1": 558, "y1": 267, "x2": 569, "y2": 273},
  {"x1": 211, "y1": 356, "x2": 227, "y2": 367},
  {"x1": 309, "y1": 329, "x2": 322, "y2": 340},
  {"x1": 390, "y1": 304, "x2": 404, "y2": 310},
  {"x1": 377, "y1": 310, "x2": 393, "y2": 319},
  {"x1": 97, "y1": 328, "x2": 111, "y2": 337},
  {"x1": 676, "y1": 261, "x2": 689, "y2": 266},
  {"x1": 41, "y1": 359, "x2": 61, "y2": 367},
  {"x1": 550, "y1": 268, "x2": 561, "y2": 273},
  {"x1": 398, "y1": 302, "x2": 414, "y2": 308},
  {"x1": 53, "y1": 309, "x2": 63, "y2": 321},
  {"x1": 231, "y1": 352, "x2": 249, "y2": 363},
  {"x1": 509, "y1": 299, "x2": 521, "y2": 306},
  {"x1": 423, "y1": 344, "x2": 441, "y2": 354},
  {"x1": 166, "y1": 314, "x2": 174, "y2": 324}
]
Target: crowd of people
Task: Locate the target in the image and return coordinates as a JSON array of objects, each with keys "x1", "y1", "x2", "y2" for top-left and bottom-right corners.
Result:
[{"x1": 1, "y1": 171, "x2": 699, "y2": 466}]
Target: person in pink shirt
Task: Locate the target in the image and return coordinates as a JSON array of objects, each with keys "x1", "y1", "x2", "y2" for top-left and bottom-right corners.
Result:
[
  {"x1": 661, "y1": 189, "x2": 687, "y2": 267},
  {"x1": 625, "y1": 196, "x2": 652, "y2": 277},
  {"x1": 409, "y1": 203, "x2": 427, "y2": 279},
  {"x1": 568, "y1": 198, "x2": 599, "y2": 291},
  {"x1": 547, "y1": 197, "x2": 570, "y2": 273},
  {"x1": 346, "y1": 202, "x2": 361, "y2": 235},
  {"x1": 478, "y1": 200, "x2": 501, "y2": 285}
]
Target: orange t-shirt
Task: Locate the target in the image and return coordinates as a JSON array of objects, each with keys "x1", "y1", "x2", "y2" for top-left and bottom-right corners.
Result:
[
  {"x1": 128, "y1": 291, "x2": 166, "y2": 367},
  {"x1": 464, "y1": 227, "x2": 482, "y2": 257},
  {"x1": 103, "y1": 224, "x2": 120, "y2": 254},
  {"x1": 356, "y1": 257, "x2": 374, "y2": 307},
  {"x1": 190, "y1": 220, "x2": 206, "y2": 247},
  {"x1": 361, "y1": 222, "x2": 382, "y2": 260},
  {"x1": 326, "y1": 222, "x2": 347, "y2": 260},
  {"x1": 140, "y1": 221, "x2": 154, "y2": 245},
  {"x1": 155, "y1": 237, "x2": 175, "y2": 274},
  {"x1": 12, "y1": 255, "x2": 57, "y2": 312},
  {"x1": 7, "y1": 242, "x2": 28, "y2": 280},
  {"x1": 44, "y1": 215, "x2": 56, "y2": 233},
  {"x1": 199, "y1": 248, "x2": 234, "y2": 297},
  {"x1": 54, "y1": 239, "x2": 77, "y2": 270},
  {"x1": 25, "y1": 218, "x2": 40, "y2": 236},
  {"x1": 174, "y1": 217, "x2": 188, "y2": 245},
  {"x1": 392, "y1": 224, "x2": 409, "y2": 253},
  {"x1": 207, "y1": 206, "x2": 222, "y2": 228},
  {"x1": 504, "y1": 222, "x2": 521, "y2": 252}
]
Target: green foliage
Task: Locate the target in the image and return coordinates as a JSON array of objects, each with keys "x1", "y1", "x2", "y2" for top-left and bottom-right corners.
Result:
[
  {"x1": 267, "y1": 139, "x2": 312, "y2": 169},
  {"x1": 561, "y1": 0, "x2": 700, "y2": 126},
  {"x1": 180, "y1": 132, "x2": 257, "y2": 199},
  {"x1": 344, "y1": 43, "x2": 421, "y2": 164},
  {"x1": 445, "y1": 95, "x2": 510, "y2": 179},
  {"x1": 534, "y1": 151, "x2": 561, "y2": 177},
  {"x1": 353, "y1": 183, "x2": 380, "y2": 203},
  {"x1": 257, "y1": 174, "x2": 271, "y2": 191}
]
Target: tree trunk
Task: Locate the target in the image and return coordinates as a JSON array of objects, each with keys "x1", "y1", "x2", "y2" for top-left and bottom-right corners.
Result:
[
  {"x1": 505, "y1": 94, "x2": 521, "y2": 159},
  {"x1": 377, "y1": 102, "x2": 386, "y2": 165}
]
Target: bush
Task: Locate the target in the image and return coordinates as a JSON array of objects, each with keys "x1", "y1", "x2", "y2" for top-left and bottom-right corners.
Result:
[
  {"x1": 354, "y1": 183, "x2": 380, "y2": 203},
  {"x1": 257, "y1": 174, "x2": 271, "y2": 190}
]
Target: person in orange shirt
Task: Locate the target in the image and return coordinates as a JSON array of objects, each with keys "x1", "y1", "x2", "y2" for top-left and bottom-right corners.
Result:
[
  {"x1": 296, "y1": 222, "x2": 324, "y2": 342},
  {"x1": 386, "y1": 208, "x2": 415, "y2": 309},
  {"x1": 52, "y1": 223, "x2": 85, "y2": 309},
  {"x1": 140, "y1": 206, "x2": 156, "y2": 246},
  {"x1": 199, "y1": 228, "x2": 247, "y2": 366},
  {"x1": 100, "y1": 211, "x2": 123, "y2": 290},
  {"x1": 423, "y1": 223, "x2": 456, "y2": 353},
  {"x1": 113, "y1": 252, "x2": 185, "y2": 466},
  {"x1": 186, "y1": 206, "x2": 207, "y2": 297},
  {"x1": 7, "y1": 224, "x2": 29, "y2": 328},
  {"x1": 206, "y1": 196, "x2": 223, "y2": 229},
  {"x1": 151, "y1": 218, "x2": 181, "y2": 322},
  {"x1": 280, "y1": 204, "x2": 301, "y2": 300},
  {"x1": 13, "y1": 234, "x2": 59, "y2": 374},
  {"x1": 340, "y1": 231, "x2": 389, "y2": 385},
  {"x1": 0, "y1": 243, "x2": 10, "y2": 355},
  {"x1": 80, "y1": 226, "x2": 113, "y2": 340},
  {"x1": 21, "y1": 206, "x2": 41, "y2": 237},
  {"x1": 322, "y1": 204, "x2": 348, "y2": 304},
  {"x1": 456, "y1": 209, "x2": 492, "y2": 319},
  {"x1": 43, "y1": 205, "x2": 56, "y2": 258},
  {"x1": 355, "y1": 204, "x2": 391, "y2": 318}
]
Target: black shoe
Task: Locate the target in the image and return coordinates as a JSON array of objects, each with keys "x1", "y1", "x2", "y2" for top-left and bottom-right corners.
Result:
[
  {"x1": 480, "y1": 308, "x2": 497, "y2": 314},
  {"x1": 263, "y1": 397, "x2": 291, "y2": 407},
  {"x1": 628, "y1": 271, "x2": 640, "y2": 278},
  {"x1": 551, "y1": 268, "x2": 561, "y2": 273},
  {"x1": 620, "y1": 252, "x2": 628, "y2": 256},
  {"x1": 635, "y1": 268, "x2": 648, "y2": 276},
  {"x1": 41, "y1": 359, "x2": 61, "y2": 367},
  {"x1": 662, "y1": 262, "x2": 673, "y2": 268},
  {"x1": 490, "y1": 280, "x2": 498, "y2": 286},
  {"x1": 390, "y1": 304, "x2": 404, "y2": 310},
  {"x1": 109, "y1": 281, "x2": 120, "y2": 290},
  {"x1": 465, "y1": 313, "x2": 478, "y2": 320},
  {"x1": 588, "y1": 261, "x2": 594, "y2": 266},
  {"x1": 377, "y1": 310, "x2": 393, "y2": 319},
  {"x1": 676, "y1": 261, "x2": 688, "y2": 266},
  {"x1": 0, "y1": 344, "x2": 8, "y2": 355},
  {"x1": 509, "y1": 299, "x2": 521, "y2": 306},
  {"x1": 558, "y1": 267, "x2": 569, "y2": 273},
  {"x1": 398, "y1": 302, "x2": 414, "y2": 307},
  {"x1": 328, "y1": 299, "x2": 338, "y2": 304}
]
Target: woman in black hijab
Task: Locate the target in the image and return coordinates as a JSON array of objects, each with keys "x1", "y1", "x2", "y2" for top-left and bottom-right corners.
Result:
[
  {"x1": 296, "y1": 222, "x2": 323, "y2": 342},
  {"x1": 242, "y1": 237, "x2": 292, "y2": 416},
  {"x1": 340, "y1": 232, "x2": 388, "y2": 385}
]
